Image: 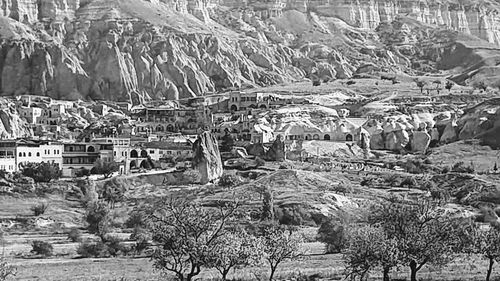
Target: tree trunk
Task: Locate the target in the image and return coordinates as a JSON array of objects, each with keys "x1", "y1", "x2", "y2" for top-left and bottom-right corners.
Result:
[
  {"x1": 383, "y1": 267, "x2": 390, "y2": 281},
  {"x1": 487, "y1": 258, "x2": 495, "y2": 281},
  {"x1": 410, "y1": 260, "x2": 418, "y2": 281},
  {"x1": 222, "y1": 269, "x2": 230, "y2": 281},
  {"x1": 269, "y1": 264, "x2": 277, "y2": 281}
]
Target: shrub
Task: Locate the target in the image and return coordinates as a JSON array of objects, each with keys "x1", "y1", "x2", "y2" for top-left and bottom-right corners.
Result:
[
  {"x1": 31, "y1": 240, "x2": 53, "y2": 257},
  {"x1": 0, "y1": 257, "x2": 16, "y2": 281},
  {"x1": 219, "y1": 171, "x2": 242, "y2": 188},
  {"x1": 67, "y1": 228, "x2": 82, "y2": 242},
  {"x1": 85, "y1": 200, "x2": 110, "y2": 239},
  {"x1": 452, "y1": 161, "x2": 475, "y2": 173},
  {"x1": 275, "y1": 205, "x2": 313, "y2": 226},
  {"x1": 77, "y1": 240, "x2": 109, "y2": 258},
  {"x1": 22, "y1": 162, "x2": 60, "y2": 183},
  {"x1": 104, "y1": 236, "x2": 130, "y2": 257},
  {"x1": 125, "y1": 211, "x2": 146, "y2": 229},
  {"x1": 31, "y1": 202, "x2": 48, "y2": 216},
  {"x1": 91, "y1": 159, "x2": 119, "y2": 178},
  {"x1": 75, "y1": 168, "x2": 91, "y2": 178},
  {"x1": 182, "y1": 169, "x2": 201, "y2": 184},
  {"x1": 317, "y1": 216, "x2": 349, "y2": 253}
]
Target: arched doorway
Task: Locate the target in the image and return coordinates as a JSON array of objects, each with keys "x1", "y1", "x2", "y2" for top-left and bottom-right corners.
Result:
[
  {"x1": 313, "y1": 134, "x2": 320, "y2": 140},
  {"x1": 130, "y1": 150, "x2": 138, "y2": 158},
  {"x1": 305, "y1": 134, "x2": 311, "y2": 140},
  {"x1": 324, "y1": 134, "x2": 331, "y2": 141},
  {"x1": 87, "y1": 146, "x2": 95, "y2": 152},
  {"x1": 140, "y1": 150, "x2": 148, "y2": 158},
  {"x1": 346, "y1": 134, "x2": 353, "y2": 142},
  {"x1": 230, "y1": 105, "x2": 238, "y2": 111},
  {"x1": 130, "y1": 160, "x2": 137, "y2": 170},
  {"x1": 259, "y1": 104, "x2": 267, "y2": 109},
  {"x1": 166, "y1": 124, "x2": 175, "y2": 132}
]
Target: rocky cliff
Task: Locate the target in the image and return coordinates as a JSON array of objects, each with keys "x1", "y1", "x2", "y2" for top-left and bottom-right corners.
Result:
[{"x1": 0, "y1": 0, "x2": 499, "y2": 102}]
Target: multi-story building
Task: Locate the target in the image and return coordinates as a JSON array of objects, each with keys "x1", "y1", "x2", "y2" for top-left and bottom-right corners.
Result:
[
  {"x1": 134, "y1": 103, "x2": 213, "y2": 136},
  {"x1": 143, "y1": 140, "x2": 194, "y2": 162},
  {"x1": 15, "y1": 140, "x2": 64, "y2": 170},
  {"x1": 61, "y1": 143, "x2": 100, "y2": 177},
  {"x1": 18, "y1": 106, "x2": 42, "y2": 124},
  {"x1": 0, "y1": 141, "x2": 17, "y2": 173}
]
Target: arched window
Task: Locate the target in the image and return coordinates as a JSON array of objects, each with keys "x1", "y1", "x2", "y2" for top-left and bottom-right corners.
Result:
[
  {"x1": 36, "y1": 152, "x2": 40, "y2": 157},
  {"x1": 28, "y1": 152, "x2": 32, "y2": 157},
  {"x1": 324, "y1": 134, "x2": 331, "y2": 141},
  {"x1": 23, "y1": 152, "x2": 26, "y2": 157},
  {"x1": 87, "y1": 146, "x2": 95, "y2": 153},
  {"x1": 19, "y1": 152, "x2": 22, "y2": 157}
]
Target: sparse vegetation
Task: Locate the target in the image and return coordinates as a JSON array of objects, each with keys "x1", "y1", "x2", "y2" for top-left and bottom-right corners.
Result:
[
  {"x1": 31, "y1": 202, "x2": 49, "y2": 216},
  {"x1": 0, "y1": 257, "x2": 16, "y2": 281},
  {"x1": 149, "y1": 199, "x2": 239, "y2": 281},
  {"x1": 22, "y1": 162, "x2": 61, "y2": 183},
  {"x1": 77, "y1": 240, "x2": 110, "y2": 258},
  {"x1": 181, "y1": 169, "x2": 201, "y2": 184},
  {"x1": 31, "y1": 240, "x2": 53, "y2": 257},
  {"x1": 67, "y1": 228, "x2": 83, "y2": 243},
  {"x1": 85, "y1": 200, "x2": 111, "y2": 239},
  {"x1": 91, "y1": 159, "x2": 120, "y2": 179},
  {"x1": 219, "y1": 171, "x2": 243, "y2": 188}
]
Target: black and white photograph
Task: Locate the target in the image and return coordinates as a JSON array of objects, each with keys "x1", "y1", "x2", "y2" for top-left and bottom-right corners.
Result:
[{"x1": 1, "y1": 0, "x2": 500, "y2": 280}]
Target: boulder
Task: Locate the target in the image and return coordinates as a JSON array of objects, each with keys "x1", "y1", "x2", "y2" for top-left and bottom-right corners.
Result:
[
  {"x1": 246, "y1": 143, "x2": 267, "y2": 157},
  {"x1": 192, "y1": 131, "x2": 223, "y2": 184},
  {"x1": 440, "y1": 121, "x2": 458, "y2": 143},
  {"x1": 370, "y1": 132, "x2": 385, "y2": 150},
  {"x1": 266, "y1": 136, "x2": 286, "y2": 162},
  {"x1": 411, "y1": 131, "x2": 431, "y2": 153}
]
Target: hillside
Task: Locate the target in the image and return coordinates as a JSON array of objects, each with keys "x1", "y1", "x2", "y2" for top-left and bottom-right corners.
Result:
[{"x1": 0, "y1": 0, "x2": 499, "y2": 103}]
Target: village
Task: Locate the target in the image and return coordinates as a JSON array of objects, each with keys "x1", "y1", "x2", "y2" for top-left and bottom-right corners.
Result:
[{"x1": 0, "y1": 89, "x2": 379, "y2": 179}]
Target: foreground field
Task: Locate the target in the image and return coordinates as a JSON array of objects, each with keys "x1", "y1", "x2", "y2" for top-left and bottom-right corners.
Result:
[{"x1": 7, "y1": 253, "x2": 495, "y2": 281}]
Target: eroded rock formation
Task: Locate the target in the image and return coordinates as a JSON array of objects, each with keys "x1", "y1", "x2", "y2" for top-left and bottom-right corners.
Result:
[{"x1": 192, "y1": 131, "x2": 223, "y2": 184}]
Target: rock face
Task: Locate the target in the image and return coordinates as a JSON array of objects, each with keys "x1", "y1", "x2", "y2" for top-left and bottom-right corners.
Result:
[
  {"x1": 455, "y1": 98, "x2": 500, "y2": 148},
  {"x1": 0, "y1": 0, "x2": 498, "y2": 102},
  {"x1": 266, "y1": 136, "x2": 286, "y2": 162},
  {"x1": 0, "y1": 99, "x2": 33, "y2": 139},
  {"x1": 192, "y1": 131, "x2": 223, "y2": 184},
  {"x1": 412, "y1": 131, "x2": 431, "y2": 154}
]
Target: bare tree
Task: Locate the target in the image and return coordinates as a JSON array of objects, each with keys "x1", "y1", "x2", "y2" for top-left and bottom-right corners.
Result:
[
  {"x1": 261, "y1": 225, "x2": 302, "y2": 281},
  {"x1": 148, "y1": 199, "x2": 238, "y2": 281},
  {"x1": 473, "y1": 226, "x2": 500, "y2": 281}
]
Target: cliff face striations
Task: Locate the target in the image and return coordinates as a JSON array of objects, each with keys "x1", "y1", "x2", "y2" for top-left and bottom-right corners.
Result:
[{"x1": 0, "y1": 0, "x2": 499, "y2": 102}]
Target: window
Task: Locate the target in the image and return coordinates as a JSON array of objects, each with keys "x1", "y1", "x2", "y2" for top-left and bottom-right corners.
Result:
[
  {"x1": 36, "y1": 152, "x2": 40, "y2": 157},
  {"x1": 150, "y1": 150, "x2": 154, "y2": 154},
  {"x1": 23, "y1": 152, "x2": 26, "y2": 157},
  {"x1": 54, "y1": 150, "x2": 56, "y2": 154},
  {"x1": 160, "y1": 151, "x2": 164, "y2": 154},
  {"x1": 19, "y1": 152, "x2": 22, "y2": 157},
  {"x1": 125, "y1": 152, "x2": 127, "y2": 157},
  {"x1": 177, "y1": 151, "x2": 181, "y2": 155},
  {"x1": 114, "y1": 151, "x2": 117, "y2": 157}
]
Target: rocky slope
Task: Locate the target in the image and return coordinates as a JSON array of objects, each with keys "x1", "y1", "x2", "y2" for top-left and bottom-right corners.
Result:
[{"x1": 0, "y1": 0, "x2": 499, "y2": 103}]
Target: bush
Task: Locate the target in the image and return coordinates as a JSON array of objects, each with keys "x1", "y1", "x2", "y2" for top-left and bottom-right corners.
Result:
[
  {"x1": 22, "y1": 162, "x2": 61, "y2": 183},
  {"x1": 104, "y1": 236, "x2": 130, "y2": 257},
  {"x1": 125, "y1": 211, "x2": 146, "y2": 229},
  {"x1": 75, "y1": 168, "x2": 91, "y2": 178},
  {"x1": 31, "y1": 240, "x2": 53, "y2": 257},
  {"x1": 77, "y1": 240, "x2": 109, "y2": 258},
  {"x1": 219, "y1": 171, "x2": 242, "y2": 188},
  {"x1": 31, "y1": 202, "x2": 48, "y2": 216},
  {"x1": 91, "y1": 159, "x2": 119, "y2": 178},
  {"x1": 275, "y1": 205, "x2": 313, "y2": 226},
  {"x1": 85, "y1": 200, "x2": 110, "y2": 238},
  {"x1": 317, "y1": 216, "x2": 349, "y2": 253},
  {"x1": 182, "y1": 169, "x2": 201, "y2": 184},
  {"x1": 452, "y1": 161, "x2": 475, "y2": 173},
  {"x1": 67, "y1": 228, "x2": 82, "y2": 242},
  {"x1": 0, "y1": 257, "x2": 16, "y2": 281}
]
